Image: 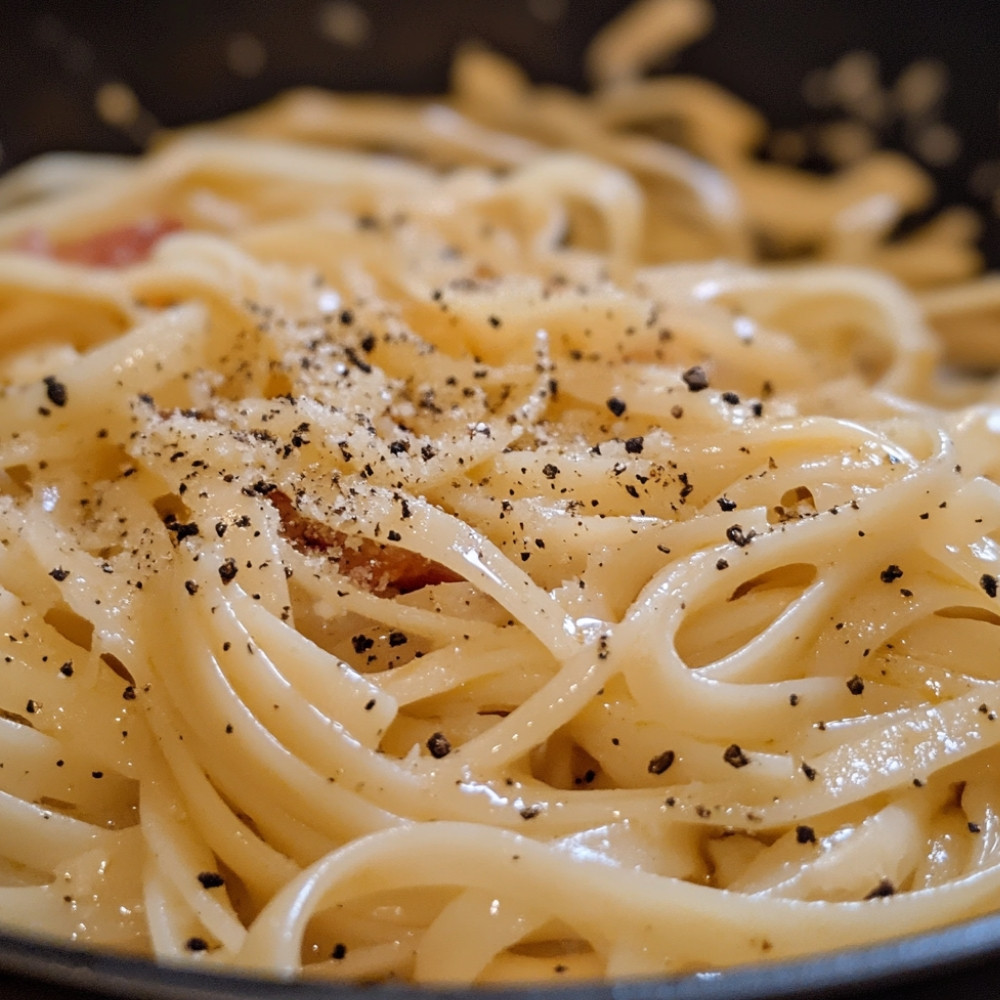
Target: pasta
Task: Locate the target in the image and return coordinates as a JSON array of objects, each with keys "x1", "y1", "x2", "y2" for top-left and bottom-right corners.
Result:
[{"x1": 3, "y1": 0, "x2": 1000, "y2": 984}]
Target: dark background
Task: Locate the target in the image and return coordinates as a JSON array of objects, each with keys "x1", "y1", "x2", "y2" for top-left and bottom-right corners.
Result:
[
  {"x1": 2, "y1": 2, "x2": 1000, "y2": 998},
  {"x1": 0, "y1": 0, "x2": 999, "y2": 261}
]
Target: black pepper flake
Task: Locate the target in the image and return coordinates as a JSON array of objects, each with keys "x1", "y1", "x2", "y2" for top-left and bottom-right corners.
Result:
[
  {"x1": 542, "y1": 463, "x2": 560, "y2": 479},
  {"x1": 488, "y1": 315, "x2": 501, "y2": 328},
  {"x1": 165, "y1": 519, "x2": 199, "y2": 542},
  {"x1": 716, "y1": 558, "x2": 729, "y2": 570},
  {"x1": 721, "y1": 391, "x2": 740, "y2": 405},
  {"x1": 795, "y1": 824, "x2": 816, "y2": 844},
  {"x1": 364, "y1": 699, "x2": 376, "y2": 711},
  {"x1": 122, "y1": 685, "x2": 136, "y2": 701},
  {"x1": 343, "y1": 345, "x2": 372, "y2": 374},
  {"x1": 880, "y1": 564, "x2": 903, "y2": 583},
  {"x1": 25, "y1": 699, "x2": 37, "y2": 714},
  {"x1": 218, "y1": 559, "x2": 238, "y2": 584},
  {"x1": 184, "y1": 580, "x2": 199, "y2": 595},
  {"x1": 43, "y1": 375, "x2": 68, "y2": 407},
  {"x1": 352, "y1": 634, "x2": 375, "y2": 654},
  {"x1": 388, "y1": 632, "x2": 407, "y2": 647},
  {"x1": 717, "y1": 495, "x2": 737, "y2": 511},
  {"x1": 864, "y1": 879, "x2": 896, "y2": 900},
  {"x1": 801, "y1": 761, "x2": 817, "y2": 781},
  {"x1": 331, "y1": 943, "x2": 348, "y2": 961},
  {"x1": 185, "y1": 937, "x2": 209, "y2": 952},
  {"x1": 723, "y1": 744, "x2": 750, "y2": 768},
  {"x1": 624, "y1": 436, "x2": 644, "y2": 454},
  {"x1": 968, "y1": 821, "x2": 982, "y2": 834},
  {"x1": 789, "y1": 693, "x2": 799, "y2": 706},
  {"x1": 726, "y1": 524, "x2": 755, "y2": 547},
  {"x1": 427, "y1": 732, "x2": 452, "y2": 758},
  {"x1": 197, "y1": 872, "x2": 225, "y2": 889},
  {"x1": 520, "y1": 805, "x2": 540, "y2": 819},
  {"x1": 981, "y1": 574, "x2": 998, "y2": 598},
  {"x1": 681, "y1": 366, "x2": 709, "y2": 391},
  {"x1": 647, "y1": 750, "x2": 676, "y2": 775},
  {"x1": 846, "y1": 675, "x2": 865, "y2": 695},
  {"x1": 625, "y1": 484, "x2": 640, "y2": 499},
  {"x1": 91, "y1": 771, "x2": 103, "y2": 779},
  {"x1": 606, "y1": 396, "x2": 627, "y2": 417},
  {"x1": 59, "y1": 661, "x2": 74, "y2": 677},
  {"x1": 49, "y1": 567, "x2": 69, "y2": 582},
  {"x1": 387, "y1": 529, "x2": 402, "y2": 542},
  {"x1": 340, "y1": 309, "x2": 354, "y2": 325}
]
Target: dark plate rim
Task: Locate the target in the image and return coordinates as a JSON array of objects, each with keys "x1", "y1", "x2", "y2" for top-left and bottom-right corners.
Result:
[{"x1": 4, "y1": 903, "x2": 1000, "y2": 1000}]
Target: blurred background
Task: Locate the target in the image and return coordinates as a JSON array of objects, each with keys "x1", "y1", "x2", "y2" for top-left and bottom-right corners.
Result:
[{"x1": 0, "y1": 0, "x2": 998, "y2": 262}]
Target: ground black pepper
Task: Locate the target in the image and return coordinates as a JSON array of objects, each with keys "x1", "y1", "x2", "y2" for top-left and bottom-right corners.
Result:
[
  {"x1": 864, "y1": 879, "x2": 895, "y2": 899},
  {"x1": 682, "y1": 366, "x2": 709, "y2": 391},
  {"x1": 43, "y1": 375, "x2": 68, "y2": 407},
  {"x1": 726, "y1": 524, "x2": 754, "y2": 547}
]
